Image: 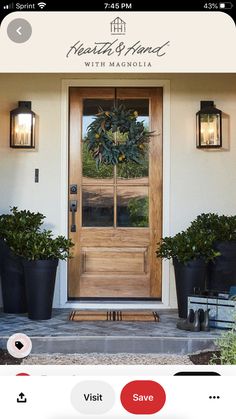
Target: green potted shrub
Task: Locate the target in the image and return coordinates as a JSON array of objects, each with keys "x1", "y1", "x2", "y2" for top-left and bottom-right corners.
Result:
[
  {"x1": 0, "y1": 207, "x2": 45, "y2": 313},
  {"x1": 190, "y1": 213, "x2": 236, "y2": 292},
  {"x1": 9, "y1": 229, "x2": 74, "y2": 320},
  {"x1": 156, "y1": 229, "x2": 218, "y2": 318},
  {"x1": 210, "y1": 320, "x2": 236, "y2": 365}
]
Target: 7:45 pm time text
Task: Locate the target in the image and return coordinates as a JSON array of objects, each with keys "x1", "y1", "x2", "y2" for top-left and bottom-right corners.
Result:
[{"x1": 104, "y1": 3, "x2": 133, "y2": 9}]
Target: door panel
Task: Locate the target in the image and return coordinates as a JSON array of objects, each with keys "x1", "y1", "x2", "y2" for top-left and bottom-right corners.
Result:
[
  {"x1": 68, "y1": 87, "x2": 162, "y2": 299},
  {"x1": 82, "y1": 248, "x2": 147, "y2": 273}
]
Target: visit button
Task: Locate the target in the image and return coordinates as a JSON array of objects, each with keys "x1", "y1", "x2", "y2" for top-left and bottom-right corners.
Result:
[{"x1": 120, "y1": 380, "x2": 166, "y2": 414}]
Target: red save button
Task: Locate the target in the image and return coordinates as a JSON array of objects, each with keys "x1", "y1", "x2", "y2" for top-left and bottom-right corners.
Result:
[{"x1": 120, "y1": 380, "x2": 166, "y2": 414}]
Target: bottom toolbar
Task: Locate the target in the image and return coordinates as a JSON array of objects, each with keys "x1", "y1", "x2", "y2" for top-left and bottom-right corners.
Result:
[{"x1": 0, "y1": 374, "x2": 234, "y2": 418}]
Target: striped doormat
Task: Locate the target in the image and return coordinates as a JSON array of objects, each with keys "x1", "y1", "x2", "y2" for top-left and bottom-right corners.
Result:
[{"x1": 69, "y1": 310, "x2": 159, "y2": 322}]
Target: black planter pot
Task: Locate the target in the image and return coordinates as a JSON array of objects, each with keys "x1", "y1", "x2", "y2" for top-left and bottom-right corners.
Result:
[
  {"x1": 23, "y1": 259, "x2": 58, "y2": 320},
  {"x1": 173, "y1": 258, "x2": 207, "y2": 319},
  {"x1": 208, "y1": 241, "x2": 236, "y2": 292},
  {"x1": 0, "y1": 238, "x2": 9, "y2": 274},
  {"x1": 0, "y1": 247, "x2": 27, "y2": 314}
]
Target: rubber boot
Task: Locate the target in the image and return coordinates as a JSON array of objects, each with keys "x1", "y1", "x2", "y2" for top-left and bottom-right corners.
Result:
[{"x1": 200, "y1": 309, "x2": 210, "y2": 332}]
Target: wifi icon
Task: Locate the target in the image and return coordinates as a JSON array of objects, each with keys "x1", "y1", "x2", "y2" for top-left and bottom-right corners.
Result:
[{"x1": 38, "y1": 2, "x2": 46, "y2": 8}]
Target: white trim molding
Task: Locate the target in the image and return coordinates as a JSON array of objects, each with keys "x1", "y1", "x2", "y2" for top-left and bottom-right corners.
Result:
[{"x1": 59, "y1": 78, "x2": 171, "y2": 309}]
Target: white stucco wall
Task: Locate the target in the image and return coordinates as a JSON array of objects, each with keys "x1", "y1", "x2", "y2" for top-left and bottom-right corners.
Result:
[{"x1": 0, "y1": 73, "x2": 236, "y2": 308}]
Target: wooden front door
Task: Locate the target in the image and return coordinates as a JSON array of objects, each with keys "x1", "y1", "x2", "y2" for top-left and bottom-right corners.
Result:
[{"x1": 68, "y1": 87, "x2": 162, "y2": 299}]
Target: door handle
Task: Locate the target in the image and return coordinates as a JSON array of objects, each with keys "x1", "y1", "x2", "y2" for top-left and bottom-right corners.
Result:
[{"x1": 70, "y1": 200, "x2": 77, "y2": 232}]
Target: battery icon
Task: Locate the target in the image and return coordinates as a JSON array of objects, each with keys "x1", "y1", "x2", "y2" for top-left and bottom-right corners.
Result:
[{"x1": 219, "y1": 2, "x2": 234, "y2": 8}]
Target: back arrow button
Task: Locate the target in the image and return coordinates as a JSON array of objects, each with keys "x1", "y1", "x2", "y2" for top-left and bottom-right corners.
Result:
[
  {"x1": 7, "y1": 19, "x2": 32, "y2": 43},
  {"x1": 16, "y1": 26, "x2": 22, "y2": 36}
]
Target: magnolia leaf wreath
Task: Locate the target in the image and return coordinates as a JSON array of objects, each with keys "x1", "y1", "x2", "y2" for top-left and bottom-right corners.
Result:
[{"x1": 84, "y1": 104, "x2": 153, "y2": 167}]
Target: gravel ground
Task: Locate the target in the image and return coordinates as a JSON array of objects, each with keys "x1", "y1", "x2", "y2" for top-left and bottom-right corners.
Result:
[
  {"x1": 22, "y1": 353, "x2": 193, "y2": 365},
  {"x1": 0, "y1": 349, "x2": 21, "y2": 365}
]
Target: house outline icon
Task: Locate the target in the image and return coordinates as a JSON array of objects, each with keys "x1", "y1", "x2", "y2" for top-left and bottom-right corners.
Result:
[{"x1": 110, "y1": 17, "x2": 126, "y2": 35}]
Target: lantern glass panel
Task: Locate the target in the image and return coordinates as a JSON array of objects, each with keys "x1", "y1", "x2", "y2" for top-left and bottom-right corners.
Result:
[
  {"x1": 13, "y1": 114, "x2": 32, "y2": 146},
  {"x1": 199, "y1": 113, "x2": 221, "y2": 147},
  {"x1": 11, "y1": 110, "x2": 35, "y2": 148}
]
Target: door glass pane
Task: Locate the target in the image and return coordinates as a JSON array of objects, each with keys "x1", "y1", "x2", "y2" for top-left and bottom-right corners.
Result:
[
  {"x1": 82, "y1": 142, "x2": 114, "y2": 181},
  {"x1": 117, "y1": 99, "x2": 149, "y2": 179},
  {"x1": 117, "y1": 186, "x2": 149, "y2": 227},
  {"x1": 81, "y1": 97, "x2": 150, "y2": 228},
  {"x1": 82, "y1": 186, "x2": 114, "y2": 227},
  {"x1": 82, "y1": 99, "x2": 114, "y2": 179}
]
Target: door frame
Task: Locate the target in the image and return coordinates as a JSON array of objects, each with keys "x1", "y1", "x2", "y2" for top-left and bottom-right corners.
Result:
[{"x1": 59, "y1": 78, "x2": 170, "y2": 309}]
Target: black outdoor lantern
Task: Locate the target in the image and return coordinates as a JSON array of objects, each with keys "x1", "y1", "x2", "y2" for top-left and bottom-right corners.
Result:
[
  {"x1": 196, "y1": 101, "x2": 222, "y2": 148},
  {"x1": 10, "y1": 101, "x2": 35, "y2": 148}
]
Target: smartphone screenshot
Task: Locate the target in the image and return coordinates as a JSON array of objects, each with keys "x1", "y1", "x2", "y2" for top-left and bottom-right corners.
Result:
[{"x1": 0, "y1": 1, "x2": 236, "y2": 417}]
